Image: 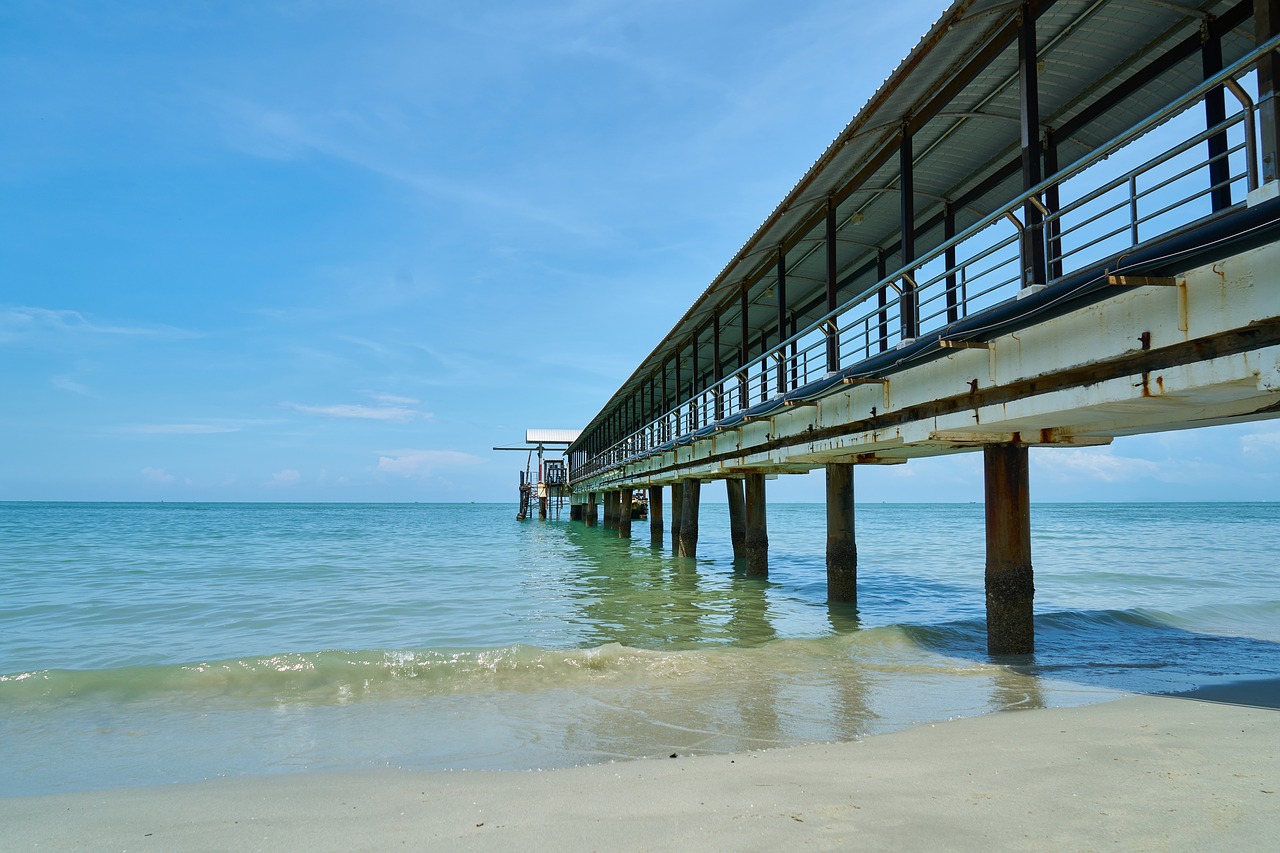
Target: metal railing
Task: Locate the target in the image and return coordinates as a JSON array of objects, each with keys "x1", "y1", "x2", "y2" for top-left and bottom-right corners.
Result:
[{"x1": 573, "y1": 37, "x2": 1278, "y2": 483}]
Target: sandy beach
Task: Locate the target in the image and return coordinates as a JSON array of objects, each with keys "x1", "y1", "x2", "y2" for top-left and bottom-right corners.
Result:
[{"x1": 4, "y1": 684, "x2": 1276, "y2": 852}]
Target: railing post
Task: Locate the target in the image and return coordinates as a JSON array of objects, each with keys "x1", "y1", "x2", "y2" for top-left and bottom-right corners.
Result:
[
  {"x1": 825, "y1": 197, "x2": 840, "y2": 373},
  {"x1": 1019, "y1": 2, "x2": 1048, "y2": 287},
  {"x1": 899, "y1": 122, "x2": 918, "y2": 340},
  {"x1": 1258, "y1": 0, "x2": 1280, "y2": 185}
]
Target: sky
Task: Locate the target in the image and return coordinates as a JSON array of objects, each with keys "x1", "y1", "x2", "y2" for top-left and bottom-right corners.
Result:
[{"x1": 2, "y1": 0, "x2": 1278, "y2": 504}]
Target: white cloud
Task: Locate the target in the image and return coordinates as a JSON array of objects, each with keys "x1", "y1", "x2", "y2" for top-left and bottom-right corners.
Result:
[
  {"x1": 368, "y1": 392, "x2": 420, "y2": 405},
  {"x1": 1241, "y1": 429, "x2": 1280, "y2": 456},
  {"x1": 1033, "y1": 448, "x2": 1161, "y2": 483},
  {"x1": 51, "y1": 374, "x2": 95, "y2": 397},
  {"x1": 286, "y1": 402, "x2": 425, "y2": 423},
  {"x1": 124, "y1": 423, "x2": 241, "y2": 435},
  {"x1": 265, "y1": 469, "x2": 301, "y2": 487},
  {"x1": 375, "y1": 449, "x2": 484, "y2": 477},
  {"x1": 1, "y1": 306, "x2": 194, "y2": 343},
  {"x1": 141, "y1": 466, "x2": 174, "y2": 484}
]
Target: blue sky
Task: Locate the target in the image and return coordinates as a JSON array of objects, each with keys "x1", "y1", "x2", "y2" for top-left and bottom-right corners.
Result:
[{"x1": 2, "y1": 0, "x2": 1278, "y2": 503}]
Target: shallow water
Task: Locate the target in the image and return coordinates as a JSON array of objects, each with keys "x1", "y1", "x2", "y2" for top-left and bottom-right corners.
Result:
[{"x1": 1, "y1": 501, "x2": 1277, "y2": 796}]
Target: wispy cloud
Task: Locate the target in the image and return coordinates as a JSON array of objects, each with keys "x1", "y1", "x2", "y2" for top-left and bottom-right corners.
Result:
[
  {"x1": 1, "y1": 306, "x2": 195, "y2": 343},
  {"x1": 123, "y1": 423, "x2": 242, "y2": 435},
  {"x1": 375, "y1": 448, "x2": 484, "y2": 477},
  {"x1": 141, "y1": 466, "x2": 174, "y2": 484},
  {"x1": 1241, "y1": 429, "x2": 1280, "y2": 456},
  {"x1": 286, "y1": 402, "x2": 426, "y2": 423},
  {"x1": 50, "y1": 374, "x2": 96, "y2": 397},
  {"x1": 1034, "y1": 449, "x2": 1162, "y2": 483},
  {"x1": 265, "y1": 469, "x2": 301, "y2": 487}
]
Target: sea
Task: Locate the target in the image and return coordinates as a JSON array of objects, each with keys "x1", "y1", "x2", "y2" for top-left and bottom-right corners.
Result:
[{"x1": 2, "y1": 501, "x2": 1278, "y2": 798}]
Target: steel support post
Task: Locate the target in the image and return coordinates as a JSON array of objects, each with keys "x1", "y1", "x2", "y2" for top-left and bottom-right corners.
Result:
[
  {"x1": 1259, "y1": 0, "x2": 1280, "y2": 185},
  {"x1": 826, "y1": 197, "x2": 840, "y2": 373},
  {"x1": 984, "y1": 445, "x2": 1035, "y2": 655},
  {"x1": 739, "y1": 282, "x2": 750, "y2": 412},
  {"x1": 776, "y1": 251, "x2": 787, "y2": 395},
  {"x1": 670, "y1": 481, "x2": 684, "y2": 552},
  {"x1": 678, "y1": 479, "x2": 700, "y2": 558},
  {"x1": 713, "y1": 312, "x2": 724, "y2": 419},
  {"x1": 690, "y1": 332, "x2": 700, "y2": 431},
  {"x1": 1044, "y1": 131, "x2": 1063, "y2": 280},
  {"x1": 1019, "y1": 3, "x2": 1048, "y2": 287},
  {"x1": 1202, "y1": 23, "x2": 1232, "y2": 211},
  {"x1": 944, "y1": 202, "x2": 959, "y2": 323},
  {"x1": 744, "y1": 473, "x2": 768, "y2": 578},
  {"x1": 618, "y1": 487, "x2": 633, "y2": 539},
  {"x1": 826, "y1": 463, "x2": 857, "y2": 604},
  {"x1": 726, "y1": 477, "x2": 746, "y2": 561},
  {"x1": 876, "y1": 250, "x2": 889, "y2": 352},
  {"x1": 899, "y1": 125, "x2": 918, "y2": 340},
  {"x1": 648, "y1": 485, "x2": 663, "y2": 544}
]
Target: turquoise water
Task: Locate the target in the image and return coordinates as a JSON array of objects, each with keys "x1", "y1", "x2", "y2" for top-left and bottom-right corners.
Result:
[{"x1": 2, "y1": 501, "x2": 1278, "y2": 797}]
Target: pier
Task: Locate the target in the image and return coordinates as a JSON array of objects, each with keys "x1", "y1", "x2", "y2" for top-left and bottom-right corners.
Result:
[{"x1": 561, "y1": 0, "x2": 1280, "y2": 654}]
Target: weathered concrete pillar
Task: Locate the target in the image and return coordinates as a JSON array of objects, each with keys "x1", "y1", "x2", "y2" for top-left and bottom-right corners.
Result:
[
  {"x1": 744, "y1": 473, "x2": 768, "y2": 577},
  {"x1": 726, "y1": 477, "x2": 746, "y2": 561},
  {"x1": 670, "y1": 481, "x2": 685, "y2": 552},
  {"x1": 585, "y1": 492, "x2": 597, "y2": 527},
  {"x1": 570, "y1": 503, "x2": 583, "y2": 522},
  {"x1": 618, "y1": 487, "x2": 633, "y2": 539},
  {"x1": 648, "y1": 486, "x2": 663, "y2": 544},
  {"x1": 826, "y1": 463, "x2": 857, "y2": 603},
  {"x1": 677, "y1": 479, "x2": 701, "y2": 558},
  {"x1": 604, "y1": 491, "x2": 617, "y2": 529},
  {"x1": 984, "y1": 444, "x2": 1035, "y2": 655}
]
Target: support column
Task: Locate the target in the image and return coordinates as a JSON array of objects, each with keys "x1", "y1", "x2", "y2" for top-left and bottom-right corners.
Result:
[
  {"x1": 1259, "y1": 0, "x2": 1280, "y2": 185},
  {"x1": 678, "y1": 478, "x2": 700, "y2": 558},
  {"x1": 1018, "y1": 2, "x2": 1048, "y2": 287},
  {"x1": 726, "y1": 477, "x2": 746, "y2": 561},
  {"x1": 648, "y1": 486, "x2": 663, "y2": 544},
  {"x1": 618, "y1": 487, "x2": 633, "y2": 539},
  {"x1": 826, "y1": 463, "x2": 857, "y2": 604},
  {"x1": 570, "y1": 503, "x2": 583, "y2": 522},
  {"x1": 744, "y1": 473, "x2": 768, "y2": 578},
  {"x1": 899, "y1": 124, "x2": 918, "y2": 340},
  {"x1": 538, "y1": 495, "x2": 548, "y2": 520},
  {"x1": 1202, "y1": 22, "x2": 1232, "y2": 211},
  {"x1": 604, "y1": 491, "x2": 617, "y2": 529},
  {"x1": 585, "y1": 492, "x2": 597, "y2": 527},
  {"x1": 825, "y1": 197, "x2": 840, "y2": 373},
  {"x1": 984, "y1": 445, "x2": 1035, "y2": 655},
  {"x1": 670, "y1": 481, "x2": 684, "y2": 552}
]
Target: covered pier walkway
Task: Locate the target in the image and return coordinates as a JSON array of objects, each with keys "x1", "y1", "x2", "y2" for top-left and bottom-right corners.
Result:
[{"x1": 566, "y1": 0, "x2": 1280, "y2": 653}]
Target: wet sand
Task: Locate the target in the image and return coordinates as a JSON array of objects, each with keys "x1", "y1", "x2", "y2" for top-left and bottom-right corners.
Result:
[{"x1": 3, "y1": 685, "x2": 1277, "y2": 851}]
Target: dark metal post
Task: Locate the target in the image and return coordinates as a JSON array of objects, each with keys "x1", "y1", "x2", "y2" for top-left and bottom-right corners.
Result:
[
  {"x1": 726, "y1": 477, "x2": 746, "y2": 561},
  {"x1": 826, "y1": 463, "x2": 857, "y2": 603},
  {"x1": 678, "y1": 478, "x2": 700, "y2": 558},
  {"x1": 1019, "y1": 3, "x2": 1048, "y2": 287},
  {"x1": 648, "y1": 485, "x2": 663, "y2": 545},
  {"x1": 1202, "y1": 22, "x2": 1232, "y2": 211},
  {"x1": 826, "y1": 197, "x2": 840, "y2": 372},
  {"x1": 674, "y1": 347, "x2": 683, "y2": 436},
  {"x1": 876, "y1": 250, "x2": 889, "y2": 352},
  {"x1": 744, "y1": 473, "x2": 768, "y2": 578},
  {"x1": 1044, "y1": 131, "x2": 1063, "y2": 280},
  {"x1": 1258, "y1": 0, "x2": 1280, "y2": 185},
  {"x1": 713, "y1": 311, "x2": 724, "y2": 419},
  {"x1": 984, "y1": 445, "x2": 1035, "y2": 654},
  {"x1": 739, "y1": 282, "x2": 750, "y2": 412},
  {"x1": 775, "y1": 251, "x2": 787, "y2": 396},
  {"x1": 944, "y1": 202, "x2": 960, "y2": 323},
  {"x1": 618, "y1": 487, "x2": 633, "y2": 539},
  {"x1": 899, "y1": 124, "x2": 918, "y2": 339},
  {"x1": 670, "y1": 480, "x2": 684, "y2": 552}
]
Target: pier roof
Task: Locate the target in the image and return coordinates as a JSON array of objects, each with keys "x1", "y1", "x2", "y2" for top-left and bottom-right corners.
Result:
[{"x1": 576, "y1": 0, "x2": 1254, "y2": 442}]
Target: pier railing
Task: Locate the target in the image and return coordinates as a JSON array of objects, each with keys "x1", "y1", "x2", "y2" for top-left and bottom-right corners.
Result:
[{"x1": 573, "y1": 38, "x2": 1278, "y2": 483}]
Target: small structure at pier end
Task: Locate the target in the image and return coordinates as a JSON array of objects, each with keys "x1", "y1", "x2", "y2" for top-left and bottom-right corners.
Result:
[
  {"x1": 565, "y1": 0, "x2": 1280, "y2": 655},
  {"x1": 494, "y1": 430, "x2": 580, "y2": 521}
]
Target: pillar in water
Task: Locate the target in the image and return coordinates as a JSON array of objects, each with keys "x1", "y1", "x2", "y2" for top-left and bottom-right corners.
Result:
[
  {"x1": 826, "y1": 463, "x2": 857, "y2": 604},
  {"x1": 648, "y1": 486, "x2": 663, "y2": 545},
  {"x1": 678, "y1": 479, "x2": 700, "y2": 558},
  {"x1": 984, "y1": 444, "x2": 1035, "y2": 655},
  {"x1": 726, "y1": 478, "x2": 746, "y2": 561},
  {"x1": 618, "y1": 487, "x2": 633, "y2": 539},
  {"x1": 744, "y1": 473, "x2": 768, "y2": 578}
]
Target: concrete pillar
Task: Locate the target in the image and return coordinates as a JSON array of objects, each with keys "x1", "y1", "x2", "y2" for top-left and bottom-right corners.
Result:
[
  {"x1": 619, "y1": 487, "x2": 633, "y2": 539},
  {"x1": 604, "y1": 491, "x2": 617, "y2": 529},
  {"x1": 984, "y1": 444, "x2": 1035, "y2": 655},
  {"x1": 744, "y1": 473, "x2": 768, "y2": 577},
  {"x1": 670, "y1": 481, "x2": 685, "y2": 552},
  {"x1": 570, "y1": 503, "x2": 583, "y2": 522},
  {"x1": 585, "y1": 492, "x2": 597, "y2": 527},
  {"x1": 826, "y1": 463, "x2": 857, "y2": 603},
  {"x1": 538, "y1": 496, "x2": 548, "y2": 520},
  {"x1": 726, "y1": 478, "x2": 746, "y2": 560},
  {"x1": 678, "y1": 479, "x2": 700, "y2": 558},
  {"x1": 648, "y1": 486, "x2": 663, "y2": 544}
]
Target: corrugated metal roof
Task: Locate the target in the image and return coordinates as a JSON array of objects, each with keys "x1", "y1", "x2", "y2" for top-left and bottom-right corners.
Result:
[
  {"x1": 526, "y1": 429, "x2": 583, "y2": 445},
  {"x1": 576, "y1": 0, "x2": 1253, "y2": 443}
]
